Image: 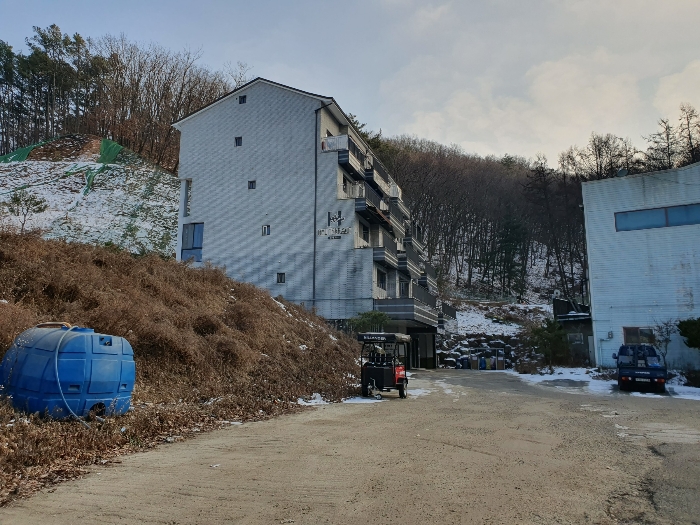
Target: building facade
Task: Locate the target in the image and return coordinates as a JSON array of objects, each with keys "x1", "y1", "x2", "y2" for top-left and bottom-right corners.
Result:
[
  {"x1": 173, "y1": 78, "x2": 453, "y2": 367},
  {"x1": 582, "y1": 162, "x2": 700, "y2": 369}
]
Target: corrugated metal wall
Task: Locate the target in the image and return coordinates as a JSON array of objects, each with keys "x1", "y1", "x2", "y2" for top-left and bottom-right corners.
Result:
[{"x1": 582, "y1": 163, "x2": 700, "y2": 369}]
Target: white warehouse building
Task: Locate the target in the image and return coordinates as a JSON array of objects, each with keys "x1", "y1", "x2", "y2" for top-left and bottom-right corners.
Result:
[
  {"x1": 582, "y1": 162, "x2": 700, "y2": 369},
  {"x1": 172, "y1": 78, "x2": 454, "y2": 368}
]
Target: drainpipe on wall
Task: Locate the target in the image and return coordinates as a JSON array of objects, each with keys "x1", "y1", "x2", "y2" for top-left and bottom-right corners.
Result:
[{"x1": 313, "y1": 101, "x2": 333, "y2": 309}]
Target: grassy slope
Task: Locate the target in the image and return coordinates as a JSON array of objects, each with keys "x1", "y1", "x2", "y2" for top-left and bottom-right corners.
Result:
[{"x1": 0, "y1": 232, "x2": 359, "y2": 504}]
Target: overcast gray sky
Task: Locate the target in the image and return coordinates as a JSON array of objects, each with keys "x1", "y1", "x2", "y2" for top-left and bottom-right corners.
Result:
[{"x1": 1, "y1": 0, "x2": 699, "y2": 162}]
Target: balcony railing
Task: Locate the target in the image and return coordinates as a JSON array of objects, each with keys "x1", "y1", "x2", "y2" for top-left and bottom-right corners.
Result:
[
  {"x1": 324, "y1": 134, "x2": 366, "y2": 179},
  {"x1": 441, "y1": 302, "x2": 457, "y2": 320},
  {"x1": 398, "y1": 243, "x2": 421, "y2": 278},
  {"x1": 412, "y1": 282, "x2": 437, "y2": 308},
  {"x1": 388, "y1": 199, "x2": 406, "y2": 237},
  {"x1": 374, "y1": 298, "x2": 438, "y2": 326},
  {"x1": 356, "y1": 182, "x2": 390, "y2": 225},
  {"x1": 373, "y1": 241, "x2": 398, "y2": 269}
]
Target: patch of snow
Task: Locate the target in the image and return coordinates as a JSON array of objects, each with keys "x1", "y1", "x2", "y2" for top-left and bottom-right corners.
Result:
[
  {"x1": 456, "y1": 306, "x2": 521, "y2": 336},
  {"x1": 329, "y1": 334, "x2": 338, "y2": 341},
  {"x1": 671, "y1": 385, "x2": 700, "y2": 401},
  {"x1": 272, "y1": 298, "x2": 293, "y2": 317},
  {"x1": 297, "y1": 393, "x2": 327, "y2": 406},
  {"x1": 408, "y1": 388, "x2": 433, "y2": 397},
  {"x1": 343, "y1": 396, "x2": 382, "y2": 404},
  {"x1": 299, "y1": 344, "x2": 308, "y2": 351}
]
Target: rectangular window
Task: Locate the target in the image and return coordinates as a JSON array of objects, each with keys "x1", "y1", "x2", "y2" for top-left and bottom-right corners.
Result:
[
  {"x1": 567, "y1": 333, "x2": 584, "y2": 344},
  {"x1": 181, "y1": 223, "x2": 204, "y2": 262},
  {"x1": 235, "y1": 136, "x2": 243, "y2": 147},
  {"x1": 277, "y1": 272, "x2": 286, "y2": 284},
  {"x1": 615, "y1": 208, "x2": 666, "y2": 231},
  {"x1": 377, "y1": 269, "x2": 387, "y2": 290},
  {"x1": 615, "y1": 202, "x2": 700, "y2": 232},
  {"x1": 239, "y1": 95, "x2": 246, "y2": 104},
  {"x1": 248, "y1": 180, "x2": 256, "y2": 190},
  {"x1": 667, "y1": 203, "x2": 700, "y2": 227},
  {"x1": 623, "y1": 327, "x2": 654, "y2": 345},
  {"x1": 399, "y1": 280, "x2": 409, "y2": 297},
  {"x1": 262, "y1": 225, "x2": 270, "y2": 236},
  {"x1": 362, "y1": 223, "x2": 370, "y2": 243}
]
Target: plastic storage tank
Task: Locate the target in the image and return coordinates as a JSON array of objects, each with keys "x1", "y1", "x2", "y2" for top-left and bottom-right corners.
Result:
[{"x1": 0, "y1": 323, "x2": 135, "y2": 418}]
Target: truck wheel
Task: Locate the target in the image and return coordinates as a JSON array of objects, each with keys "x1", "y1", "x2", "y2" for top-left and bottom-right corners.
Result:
[
  {"x1": 398, "y1": 382, "x2": 407, "y2": 399},
  {"x1": 617, "y1": 379, "x2": 625, "y2": 391}
]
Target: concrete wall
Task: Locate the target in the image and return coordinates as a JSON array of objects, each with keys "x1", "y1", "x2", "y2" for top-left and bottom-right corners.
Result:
[{"x1": 582, "y1": 163, "x2": 700, "y2": 369}]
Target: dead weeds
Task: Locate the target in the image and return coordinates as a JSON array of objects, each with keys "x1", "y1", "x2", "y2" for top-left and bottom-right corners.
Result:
[{"x1": 0, "y1": 232, "x2": 360, "y2": 504}]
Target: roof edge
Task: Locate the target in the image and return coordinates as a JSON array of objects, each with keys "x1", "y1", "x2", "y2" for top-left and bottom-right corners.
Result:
[{"x1": 172, "y1": 77, "x2": 333, "y2": 128}]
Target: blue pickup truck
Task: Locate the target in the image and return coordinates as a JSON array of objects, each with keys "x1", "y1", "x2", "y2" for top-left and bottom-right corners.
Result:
[{"x1": 612, "y1": 344, "x2": 667, "y2": 393}]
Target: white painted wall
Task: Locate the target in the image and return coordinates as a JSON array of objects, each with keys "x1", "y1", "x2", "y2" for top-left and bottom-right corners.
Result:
[{"x1": 582, "y1": 163, "x2": 700, "y2": 369}]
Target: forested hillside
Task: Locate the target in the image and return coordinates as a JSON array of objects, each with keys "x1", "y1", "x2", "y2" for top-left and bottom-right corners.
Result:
[
  {"x1": 358, "y1": 103, "x2": 700, "y2": 303},
  {"x1": 0, "y1": 25, "x2": 250, "y2": 171}
]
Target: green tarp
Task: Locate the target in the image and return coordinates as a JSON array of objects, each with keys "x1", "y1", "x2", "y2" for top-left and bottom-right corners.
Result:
[
  {"x1": 0, "y1": 145, "x2": 37, "y2": 163},
  {"x1": 98, "y1": 139, "x2": 123, "y2": 164}
]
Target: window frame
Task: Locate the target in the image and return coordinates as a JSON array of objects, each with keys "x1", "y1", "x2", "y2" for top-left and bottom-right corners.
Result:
[
  {"x1": 377, "y1": 269, "x2": 387, "y2": 290},
  {"x1": 234, "y1": 136, "x2": 243, "y2": 147},
  {"x1": 277, "y1": 272, "x2": 286, "y2": 284},
  {"x1": 239, "y1": 95, "x2": 247, "y2": 104},
  {"x1": 262, "y1": 224, "x2": 271, "y2": 236},
  {"x1": 623, "y1": 327, "x2": 655, "y2": 345},
  {"x1": 615, "y1": 202, "x2": 700, "y2": 232},
  {"x1": 248, "y1": 180, "x2": 256, "y2": 190}
]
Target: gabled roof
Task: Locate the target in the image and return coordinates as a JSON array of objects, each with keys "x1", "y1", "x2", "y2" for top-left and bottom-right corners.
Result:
[{"x1": 172, "y1": 77, "x2": 336, "y2": 128}]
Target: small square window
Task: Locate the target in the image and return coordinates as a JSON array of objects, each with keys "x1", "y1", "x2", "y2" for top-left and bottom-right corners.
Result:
[
  {"x1": 235, "y1": 136, "x2": 243, "y2": 147},
  {"x1": 248, "y1": 180, "x2": 256, "y2": 189},
  {"x1": 239, "y1": 95, "x2": 247, "y2": 104},
  {"x1": 277, "y1": 272, "x2": 286, "y2": 284},
  {"x1": 262, "y1": 225, "x2": 270, "y2": 236}
]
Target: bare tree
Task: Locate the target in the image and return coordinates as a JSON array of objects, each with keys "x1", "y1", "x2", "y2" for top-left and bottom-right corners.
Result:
[
  {"x1": 224, "y1": 61, "x2": 253, "y2": 89},
  {"x1": 678, "y1": 103, "x2": 700, "y2": 166},
  {"x1": 653, "y1": 318, "x2": 678, "y2": 368}
]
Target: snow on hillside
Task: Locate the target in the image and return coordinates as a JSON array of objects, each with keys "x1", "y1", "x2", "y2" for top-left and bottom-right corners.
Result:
[
  {"x1": 455, "y1": 302, "x2": 551, "y2": 336},
  {"x1": 0, "y1": 140, "x2": 178, "y2": 256}
]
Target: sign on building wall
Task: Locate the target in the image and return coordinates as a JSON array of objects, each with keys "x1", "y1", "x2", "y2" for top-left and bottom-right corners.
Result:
[{"x1": 318, "y1": 210, "x2": 351, "y2": 239}]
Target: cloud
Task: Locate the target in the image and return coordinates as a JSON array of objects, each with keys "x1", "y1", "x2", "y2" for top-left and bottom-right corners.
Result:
[
  {"x1": 380, "y1": 48, "x2": 647, "y2": 161},
  {"x1": 654, "y1": 60, "x2": 700, "y2": 119}
]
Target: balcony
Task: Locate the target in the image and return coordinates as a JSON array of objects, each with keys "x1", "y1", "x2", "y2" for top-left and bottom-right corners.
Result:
[
  {"x1": 440, "y1": 302, "x2": 457, "y2": 320},
  {"x1": 418, "y1": 261, "x2": 437, "y2": 291},
  {"x1": 355, "y1": 182, "x2": 390, "y2": 225},
  {"x1": 374, "y1": 298, "x2": 438, "y2": 327},
  {"x1": 387, "y1": 199, "x2": 406, "y2": 237},
  {"x1": 411, "y1": 282, "x2": 437, "y2": 308},
  {"x1": 373, "y1": 241, "x2": 398, "y2": 269},
  {"x1": 390, "y1": 197, "x2": 410, "y2": 220},
  {"x1": 322, "y1": 134, "x2": 366, "y2": 180},
  {"x1": 398, "y1": 243, "x2": 421, "y2": 278},
  {"x1": 364, "y1": 165, "x2": 391, "y2": 196},
  {"x1": 404, "y1": 222, "x2": 425, "y2": 254}
]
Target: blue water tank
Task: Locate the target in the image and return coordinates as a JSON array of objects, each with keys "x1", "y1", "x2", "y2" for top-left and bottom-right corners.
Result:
[{"x1": 0, "y1": 324, "x2": 135, "y2": 418}]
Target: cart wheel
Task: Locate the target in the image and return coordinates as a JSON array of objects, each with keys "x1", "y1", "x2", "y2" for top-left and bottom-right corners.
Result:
[
  {"x1": 398, "y1": 382, "x2": 407, "y2": 399},
  {"x1": 374, "y1": 393, "x2": 382, "y2": 400}
]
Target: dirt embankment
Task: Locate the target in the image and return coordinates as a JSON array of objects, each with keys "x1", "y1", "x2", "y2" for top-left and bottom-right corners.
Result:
[{"x1": 0, "y1": 232, "x2": 359, "y2": 504}]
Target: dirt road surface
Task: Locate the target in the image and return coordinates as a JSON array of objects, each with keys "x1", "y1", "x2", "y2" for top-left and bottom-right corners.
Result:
[{"x1": 2, "y1": 371, "x2": 699, "y2": 524}]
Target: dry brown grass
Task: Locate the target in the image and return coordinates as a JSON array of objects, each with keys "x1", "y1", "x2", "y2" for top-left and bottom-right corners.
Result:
[{"x1": 0, "y1": 232, "x2": 360, "y2": 504}]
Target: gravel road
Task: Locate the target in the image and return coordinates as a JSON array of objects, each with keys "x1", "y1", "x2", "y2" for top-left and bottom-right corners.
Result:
[{"x1": 2, "y1": 370, "x2": 699, "y2": 524}]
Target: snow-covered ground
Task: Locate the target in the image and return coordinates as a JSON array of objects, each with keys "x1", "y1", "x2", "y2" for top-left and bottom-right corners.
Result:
[
  {"x1": 506, "y1": 367, "x2": 700, "y2": 400},
  {"x1": 0, "y1": 158, "x2": 178, "y2": 256},
  {"x1": 455, "y1": 302, "x2": 551, "y2": 336}
]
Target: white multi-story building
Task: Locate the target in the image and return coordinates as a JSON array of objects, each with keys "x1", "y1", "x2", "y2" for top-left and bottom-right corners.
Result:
[
  {"x1": 582, "y1": 162, "x2": 700, "y2": 369},
  {"x1": 172, "y1": 78, "x2": 454, "y2": 368}
]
